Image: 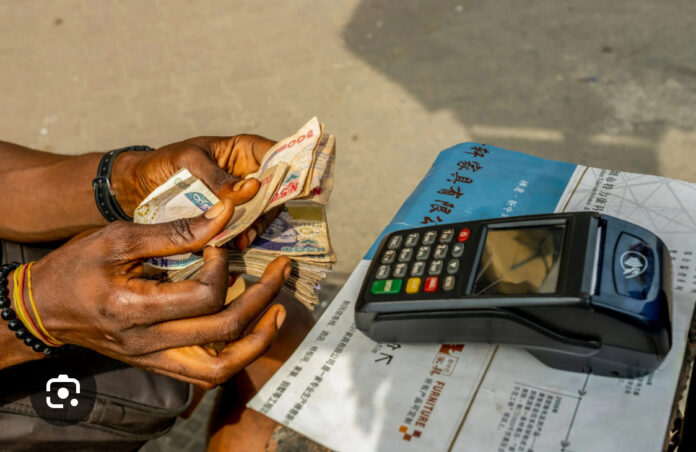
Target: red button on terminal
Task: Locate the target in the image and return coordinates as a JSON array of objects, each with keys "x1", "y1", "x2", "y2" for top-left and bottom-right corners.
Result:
[
  {"x1": 458, "y1": 228, "x2": 471, "y2": 242},
  {"x1": 424, "y1": 276, "x2": 439, "y2": 292}
]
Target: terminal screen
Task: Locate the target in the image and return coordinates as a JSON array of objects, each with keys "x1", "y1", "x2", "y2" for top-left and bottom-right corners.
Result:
[{"x1": 472, "y1": 225, "x2": 566, "y2": 296}]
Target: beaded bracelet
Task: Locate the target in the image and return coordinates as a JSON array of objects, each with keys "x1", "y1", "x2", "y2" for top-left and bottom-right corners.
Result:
[{"x1": 0, "y1": 262, "x2": 60, "y2": 357}]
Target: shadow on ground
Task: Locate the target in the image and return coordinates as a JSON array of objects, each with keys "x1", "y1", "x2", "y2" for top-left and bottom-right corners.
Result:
[{"x1": 342, "y1": 0, "x2": 696, "y2": 176}]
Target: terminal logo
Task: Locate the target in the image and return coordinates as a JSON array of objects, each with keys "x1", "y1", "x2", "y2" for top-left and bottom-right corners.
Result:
[{"x1": 620, "y1": 251, "x2": 647, "y2": 279}]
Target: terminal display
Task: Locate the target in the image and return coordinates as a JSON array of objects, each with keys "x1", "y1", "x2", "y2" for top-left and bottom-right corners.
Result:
[{"x1": 472, "y1": 225, "x2": 565, "y2": 296}]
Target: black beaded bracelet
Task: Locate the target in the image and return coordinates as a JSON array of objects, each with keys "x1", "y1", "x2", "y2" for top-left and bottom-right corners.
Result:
[{"x1": 0, "y1": 262, "x2": 60, "y2": 357}]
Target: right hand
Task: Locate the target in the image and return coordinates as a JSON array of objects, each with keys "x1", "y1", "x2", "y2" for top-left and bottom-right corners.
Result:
[
  {"x1": 112, "y1": 134, "x2": 281, "y2": 250},
  {"x1": 26, "y1": 191, "x2": 291, "y2": 389}
]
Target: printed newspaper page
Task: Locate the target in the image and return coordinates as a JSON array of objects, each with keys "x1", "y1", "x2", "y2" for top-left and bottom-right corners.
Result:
[{"x1": 249, "y1": 143, "x2": 696, "y2": 451}]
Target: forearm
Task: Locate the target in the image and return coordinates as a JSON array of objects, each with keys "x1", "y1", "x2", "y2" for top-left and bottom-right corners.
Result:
[
  {"x1": 0, "y1": 141, "x2": 137, "y2": 242},
  {"x1": 0, "y1": 326, "x2": 43, "y2": 369}
]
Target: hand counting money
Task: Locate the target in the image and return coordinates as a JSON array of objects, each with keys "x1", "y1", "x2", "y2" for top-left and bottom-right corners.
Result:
[{"x1": 133, "y1": 117, "x2": 337, "y2": 308}]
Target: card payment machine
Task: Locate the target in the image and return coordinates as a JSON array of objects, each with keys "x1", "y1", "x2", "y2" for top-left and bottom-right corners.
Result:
[{"x1": 355, "y1": 212, "x2": 672, "y2": 378}]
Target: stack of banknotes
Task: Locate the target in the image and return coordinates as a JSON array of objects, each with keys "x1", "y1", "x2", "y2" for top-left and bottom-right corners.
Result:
[{"x1": 133, "y1": 117, "x2": 336, "y2": 308}]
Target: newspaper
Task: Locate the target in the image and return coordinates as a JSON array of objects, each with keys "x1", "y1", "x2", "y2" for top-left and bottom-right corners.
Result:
[{"x1": 249, "y1": 143, "x2": 696, "y2": 451}]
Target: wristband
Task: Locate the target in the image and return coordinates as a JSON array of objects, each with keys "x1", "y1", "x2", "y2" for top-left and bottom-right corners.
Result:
[
  {"x1": 0, "y1": 262, "x2": 61, "y2": 357},
  {"x1": 93, "y1": 145, "x2": 154, "y2": 222}
]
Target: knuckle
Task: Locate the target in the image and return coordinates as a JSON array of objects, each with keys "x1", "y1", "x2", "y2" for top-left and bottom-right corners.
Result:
[
  {"x1": 257, "y1": 279, "x2": 281, "y2": 301},
  {"x1": 104, "y1": 220, "x2": 128, "y2": 235},
  {"x1": 102, "y1": 292, "x2": 140, "y2": 330},
  {"x1": 221, "y1": 315, "x2": 243, "y2": 341},
  {"x1": 102, "y1": 221, "x2": 130, "y2": 248},
  {"x1": 199, "y1": 284, "x2": 225, "y2": 313},
  {"x1": 212, "y1": 363, "x2": 232, "y2": 387},
  {"x1": 188, "y1": 327, "x2": 210, "y2": 345},
  {"x1": 165, "y1": 218, "x2": 198, "y2": 249},
  {"x1": 102, "y1": 222, "x2": 144, "y2": 259},
  {"x1": 119, "y1": 334, "x2": 149, "y2": 356}
]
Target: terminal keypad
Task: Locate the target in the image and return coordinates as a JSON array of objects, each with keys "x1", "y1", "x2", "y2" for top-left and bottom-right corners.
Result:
[{"x1": 371, "y1": 227, "x2": 468, "y2": 296}]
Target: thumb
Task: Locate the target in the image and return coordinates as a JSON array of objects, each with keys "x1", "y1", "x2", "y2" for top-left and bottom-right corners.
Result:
[{"x1": 124, "y1": 197, "x2": 236, "y2": 259}]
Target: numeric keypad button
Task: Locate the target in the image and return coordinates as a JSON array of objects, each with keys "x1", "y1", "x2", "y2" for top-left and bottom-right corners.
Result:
[
  {"x1": 424, "y1": 276, "x2": 439, "y2": 292},
  {"x1": 451, "y1": 243, "x2": 465, "y2": 257},
  {"x1": 416, "y1": 246, "x2": 431, "y2": 261},
  {"x1": 376, "y1": 265, "x2": 390, "y2": 279},
  {"x1": 405, "y1": 233, "x2": 420, "y2": 248},
  {"x1": 440, "y1": 229, "x2": 454, "y2": 243},
  {"x1": 406, "y1": 277, "x2": 421, "y2": 294},
  {"x1": 381, "y1": 250, "x2": 396, "y2": 264},
  {"x1": 387, "y1": 235, "x2": 403, "y2": 250},
  {"x1": 443, "y1": 275, "x2": 456, "y2": 291},
  {"x1": 433, "y1": 244, "x2": 448, "y2": 260},
  {"x1": 371, "y1": 279, "x2": 402, "y2": 295},
  {"x1": 393, "y1": 263, "x2": 408, "y2": 278},
  {"x1": 447, "y1": 259, "x2": 460, "y2": 274},
  {"x1": 411, "y1": 261, "x2": 425, "y2": 276},
  {"x1": 429, "y1": 260, "x2": 443, "y2": 275},
  {"x1": 422, "y1": 230, "x2": 437, "y2": 245},
  {"x1": 398, "y1": 248, "x2": 413, "y2": 262}
]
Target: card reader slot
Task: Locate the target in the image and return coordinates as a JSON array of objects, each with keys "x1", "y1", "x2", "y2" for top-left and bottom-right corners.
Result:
[{"x1": 371, "y1": 308, "x2": 600, "y2": 356}]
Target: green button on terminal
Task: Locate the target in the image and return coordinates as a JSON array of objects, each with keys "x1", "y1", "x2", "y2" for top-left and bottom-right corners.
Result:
[{"x1": 371, "y1": 279, "x2": 403, "y2": 295}]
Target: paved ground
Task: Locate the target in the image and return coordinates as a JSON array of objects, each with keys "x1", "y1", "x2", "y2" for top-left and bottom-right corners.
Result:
[{"x1": 1, "y1": 1, "x2": 695, "y2": 450}]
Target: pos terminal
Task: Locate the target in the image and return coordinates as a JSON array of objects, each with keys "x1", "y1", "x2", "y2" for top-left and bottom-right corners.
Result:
[{"x1": 355, "y1": 212, "x2": 672, "y2": 378}]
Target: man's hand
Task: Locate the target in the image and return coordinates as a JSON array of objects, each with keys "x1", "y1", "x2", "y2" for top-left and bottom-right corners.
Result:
[
  {"x1": 0, "y1": 137, "x2": 280, "y2": 243},
  {"x1": 111, "y1": 135, "x2": 279, "y2": 249},
  {"x1": 26, "y1": 193, "x2": 290, "y2": 389}
]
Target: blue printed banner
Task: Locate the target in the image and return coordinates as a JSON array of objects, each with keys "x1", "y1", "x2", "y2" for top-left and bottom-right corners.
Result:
[{"x1": 365, "y1": 143, "x2": 577, "y2": 259}]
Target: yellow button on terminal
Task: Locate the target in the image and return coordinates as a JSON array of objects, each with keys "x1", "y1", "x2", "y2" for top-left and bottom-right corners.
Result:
[{"x1": 406, "y1": 277, "x2": 421, "y2": 294}]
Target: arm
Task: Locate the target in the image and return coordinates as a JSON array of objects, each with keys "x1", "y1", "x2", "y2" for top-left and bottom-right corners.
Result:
[
  {"x1": 0, "y1": 135, "x2": 275, "y2": 243},
  {"x1": 0, "y1": 197, "x2": 290, "y2": 388},
  {"x1": 0, "y1": 141, "x2": 106, "y2": 241}
]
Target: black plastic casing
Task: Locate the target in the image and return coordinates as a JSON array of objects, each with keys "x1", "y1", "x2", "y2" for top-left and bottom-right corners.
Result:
[{"x1": 355, "y1": 212, "x2": 672, "y2": 378}]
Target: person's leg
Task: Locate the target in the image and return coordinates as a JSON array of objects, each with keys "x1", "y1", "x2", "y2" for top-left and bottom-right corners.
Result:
[{"x1": 207, "y1": 293, "x2": 315, "y2": 452}]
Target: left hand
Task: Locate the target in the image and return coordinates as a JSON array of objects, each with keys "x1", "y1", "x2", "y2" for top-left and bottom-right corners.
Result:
[
  {"x1": 111, "y1": 135, "x2": 280, "y2": 249},
  {"x1": 28, "y1": 199, "x2": 290, "y2": 388}
]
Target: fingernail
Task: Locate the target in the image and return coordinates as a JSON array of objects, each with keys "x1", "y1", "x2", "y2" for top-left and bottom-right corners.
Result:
[
  {"x1": 204, "y1": 201, "x2": 226, "y2": 219},
  {"x1": 283, "y1": 262, "x2": 292, "y2": 280},
  {"x1": 276, "y1": 308, "x2": 286, "y2": 329},
  {"x1": 247, "y1": 229, "x2": 257, "y2": 245}
]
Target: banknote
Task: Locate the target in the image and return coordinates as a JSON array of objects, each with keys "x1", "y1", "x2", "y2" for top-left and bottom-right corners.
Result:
[
  {"x1": 299, "y1": 134, "x2": 331, "y2": 197},
  {"x1": 134, "y1": 117, "x2": 337, "y2": 307},
  {"x1": 307, "y1": 135, "x2": 335, "y2": 205},
  {"x1": 248, "y1": 117, "x2": 323, "y2": 211},
  {"x1": 135, "y1": 163, "x2": 288, "y2": 269},
  {"x1": 207, "y1": 163, "x2": 288, "y2": 247},
  {"x1": 134, "y1": 168, "x2": 217, "y2": 270},
  {"x1": 167, "y1": 163, "x2": 288, "y2": 281},
  {"x1": 227, "y1": 257, "x2": 327, "y2": 308},
  {"x1": 251, "y1": 203, "x2": 332, "y2": 256}
]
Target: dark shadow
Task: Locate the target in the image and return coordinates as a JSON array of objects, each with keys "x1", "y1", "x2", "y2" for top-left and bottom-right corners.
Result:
[{"x1": 342, "y1": 0, "x2": 696, "y2": 175}]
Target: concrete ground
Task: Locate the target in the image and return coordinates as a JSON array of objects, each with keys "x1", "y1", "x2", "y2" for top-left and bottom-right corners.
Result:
[{"x1": 1, "y1": 0, "x2": 695, "y2": 450}]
